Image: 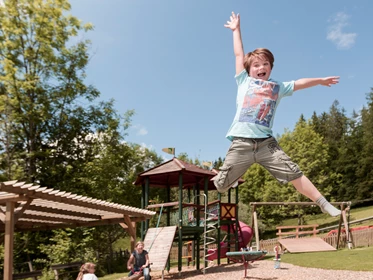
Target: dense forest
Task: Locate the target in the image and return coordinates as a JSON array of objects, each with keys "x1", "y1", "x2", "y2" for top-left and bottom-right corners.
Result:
[{"x1": 1, "y1": 0, "x2": 372, "y2": 276}]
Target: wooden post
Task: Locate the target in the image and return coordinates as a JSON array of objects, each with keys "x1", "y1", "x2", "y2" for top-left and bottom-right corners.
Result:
[
  {"x1": 166, "y1": 184, "x2": 171, "y2": 272},
  {"x1": 145, "y1": 178, "x2": 150, "y2": 233},
  {"x1": 217, "y1": 192, "x2": 221, "y2": 265},
  {"x1": 336, "y1": 204, "x2": 345, "y2": 249},
  {"x1": 130, "y1": 221, "x2": 136, "y2": 252},
  {"x1": 196, "y1": 183, "x2": 200, "y2": 271},
  {"x1": 141, "y1": 183, "x2": 145, "y2": 240},
  {"x1": 4, "y1": 201, "x2": 15, "y2": 280},
  {"x1": 253, "y1": 207, "x2": 260, "y2": 250},
  {"x1": 342, "y1": 209, "x2": 352, "y2": 249},
  {"x1": 204, "y1": 177, "x2": 208, "y2": 269},
  {"x1": 178, "y1": 172, "x2": 183, "y2": 274}
]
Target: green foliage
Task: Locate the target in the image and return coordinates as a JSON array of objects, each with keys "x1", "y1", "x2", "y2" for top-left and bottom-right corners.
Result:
[
  {"x1": 213, "y1": 157, "x2": 224, "y2": 170},
  {"x1": 0, "y1": 0, "x2": 163, "y2": 276},
  {"x1": 0, "y1": 243, "x2": 3, "y2": 271},
  {"x1": 280, "y1": 118, "x2": 333, "y2": 197},
  {"x1": 239, "y1": 118, "x2": 334, "y2": 225},
  {"x1": 38, "y1": 229, "x2": 96, "y2": 264},
  {"x1": 0, "y1": 0, "x2": 101, "y2": 182},
  {"x1": 356, "y1": 89, "x2": 373, "y2": 199}
]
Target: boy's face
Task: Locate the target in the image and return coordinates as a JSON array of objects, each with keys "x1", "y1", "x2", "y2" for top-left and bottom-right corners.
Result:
[{"x1": 249, "y1": 56, "x2": 272, "y2": 81}]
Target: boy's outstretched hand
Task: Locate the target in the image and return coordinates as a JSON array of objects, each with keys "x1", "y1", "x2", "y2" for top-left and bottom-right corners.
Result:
[
  {"x1": 321, "y1": 76, "x2": 340, "y2": 87},
  {"x1": 224, "y1": 11, "x2": 240, "y2": 31}
]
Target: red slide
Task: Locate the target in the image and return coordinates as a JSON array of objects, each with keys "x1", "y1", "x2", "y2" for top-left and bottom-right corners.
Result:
[{"x1": 207, "y1": 221, "x2": 253, "y2": 261}]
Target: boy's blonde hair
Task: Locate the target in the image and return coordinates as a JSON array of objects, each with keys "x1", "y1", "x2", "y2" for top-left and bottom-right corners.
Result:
[{"x1": 244, "y1": 48, "x2": 274, "y2": 74}]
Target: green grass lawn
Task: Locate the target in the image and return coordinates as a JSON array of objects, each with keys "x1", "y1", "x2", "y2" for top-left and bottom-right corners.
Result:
[
  {"x1": 281, "y1": 246, "x2": 373, "y2": 271},
  {"x1": 100, "y1": 247, "x2": 373, "y2": 279},
  {"x1": 100, "y1": 272, "x2": 127, "y2": 280}
]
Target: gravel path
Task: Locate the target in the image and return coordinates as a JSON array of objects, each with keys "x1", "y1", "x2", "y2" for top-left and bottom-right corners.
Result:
[{"x1": 149, "y1": 260, "x2": 373, "y2": 280}]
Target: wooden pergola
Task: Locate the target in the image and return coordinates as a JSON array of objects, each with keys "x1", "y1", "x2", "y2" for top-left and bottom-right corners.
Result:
[{"x1": 0, "y1": 180, "x2": 155, "y2": 280}]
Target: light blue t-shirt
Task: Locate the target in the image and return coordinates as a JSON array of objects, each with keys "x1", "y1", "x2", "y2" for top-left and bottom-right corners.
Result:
[{"x1": 226, "y1": 70, "x2": 295, "y2": 141}]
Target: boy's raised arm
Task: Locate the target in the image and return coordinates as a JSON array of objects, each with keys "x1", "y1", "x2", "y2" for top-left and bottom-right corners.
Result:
[
  {"x1": 224, "y1": 12, "x2": 244, "y2": 75},
  {"x1": 294, "y1": 76, "x2": 340, "y2": 91}
]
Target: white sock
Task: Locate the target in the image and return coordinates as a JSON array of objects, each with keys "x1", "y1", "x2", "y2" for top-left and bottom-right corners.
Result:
[{"x1": 316, "y1": 196, "x2": 341, "y2": 217}]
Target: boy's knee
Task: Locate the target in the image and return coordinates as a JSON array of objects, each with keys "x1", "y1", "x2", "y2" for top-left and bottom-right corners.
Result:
[
  {"x1": 216, "y1": 167, "x2": 232, "y2": 187},
  {"x1": 213, "y1": 171, "x2": 225, "y2": 189}
]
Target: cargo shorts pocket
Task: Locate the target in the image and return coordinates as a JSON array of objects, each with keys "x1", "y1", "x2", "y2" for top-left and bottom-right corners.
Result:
[
  {"x1": 276, "y1": 153, "x2": 301, "y2": 173},
  {"x1": 216, "y1": 165, "x2": 232, "y2": 188}
]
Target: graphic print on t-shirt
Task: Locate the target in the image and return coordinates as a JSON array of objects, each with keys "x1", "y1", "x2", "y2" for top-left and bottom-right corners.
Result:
[{"x1": 239, "y1": 79, "x2": 280, "y2": 127}]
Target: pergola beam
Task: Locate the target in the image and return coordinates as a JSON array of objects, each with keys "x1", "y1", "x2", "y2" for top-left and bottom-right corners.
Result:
[
  {"x1": 0, "y1": 216, "x2": 146, "y2": 232},
  {"x1": 123, "y1": 215, "x2": 136, "y2": 238},
  {"x1": 26, "y1": 204, "x2": 102, "y2": 219},
  {"x1": 21, "y1": 213, "x2": 94, "y2": 224},
  {"x1": 0, "y1": 181, "x2": 154, "y2": 218},
  {"x1": 14, "y1": 198, "x2": 33, "y2": 224},
  {"x1": 0, "y1": 194, "x2": 28, "y2": 204}
]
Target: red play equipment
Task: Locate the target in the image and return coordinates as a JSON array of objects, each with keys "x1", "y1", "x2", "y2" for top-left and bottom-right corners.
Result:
[{"x1": 207, "y1": 220, "x2": 253, "y2": 260}]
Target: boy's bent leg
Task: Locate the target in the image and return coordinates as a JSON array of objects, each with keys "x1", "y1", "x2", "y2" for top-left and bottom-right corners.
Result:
[
  {"x1": 291, "y1": 176, "x2": 341, "y2": 217},
  {"x1": 213, "y1": 138, "x2": 254, "y2": 193},
  {"x1": 257, "y1": 138, "x2": 340, "y2": 217},
  {"x1": 290, "y1": 176, "x2": 321, "y2": 201}
]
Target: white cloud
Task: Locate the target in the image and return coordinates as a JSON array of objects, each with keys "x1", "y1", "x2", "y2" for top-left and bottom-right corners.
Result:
[
  {"x1": 327, "y1": 12, "x2": 357, "y2": 50},
  {"x1": 137, "y1": 128, "x2": 148, "y2": 136},
  {"x1": 133, "y1": 125, "x2": 148, "y2": 136}
]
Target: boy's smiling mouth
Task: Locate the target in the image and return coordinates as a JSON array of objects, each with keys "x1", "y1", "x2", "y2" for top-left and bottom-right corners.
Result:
[{"x1": 258, "y1": 72, "x2": 266, "y2": 77}]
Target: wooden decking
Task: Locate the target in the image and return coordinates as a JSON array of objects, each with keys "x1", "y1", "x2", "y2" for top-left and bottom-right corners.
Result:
[
  {"x1": 143, "y1": 226, "x2": 177, "y2": 272},
  {"x1": 279, "y1": 237, "x2": 336, "y2": 253}
]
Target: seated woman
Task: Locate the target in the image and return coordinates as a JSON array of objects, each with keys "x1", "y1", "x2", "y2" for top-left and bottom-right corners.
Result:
[{"x1": 127, "y1": 241, "x2": 151, "y2": 280}]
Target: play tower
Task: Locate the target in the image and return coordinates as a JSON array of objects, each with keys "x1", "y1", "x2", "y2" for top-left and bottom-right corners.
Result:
[{"x1": 134, "y1": 157, "x2": 252, "y2": 274}]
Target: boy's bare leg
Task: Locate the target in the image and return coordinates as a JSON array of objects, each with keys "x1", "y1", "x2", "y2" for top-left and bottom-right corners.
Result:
[{"x1": 291, "y1": 175, "x2": 341, "y2": 217}]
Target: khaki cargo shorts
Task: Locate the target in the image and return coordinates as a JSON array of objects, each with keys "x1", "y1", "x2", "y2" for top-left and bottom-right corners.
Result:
[{"x1": 214, "y1": 137, "x2": 303, "y2": 191}]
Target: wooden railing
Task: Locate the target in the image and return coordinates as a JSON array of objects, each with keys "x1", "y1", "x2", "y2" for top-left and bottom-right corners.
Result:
[
  {"x1": 276, "y1": 224, "x2": 319, "y2": 239},
  {"x1": 50, "y1": 261, "x2": 83, "y2": 280},
  {"x1": 148, "y1": 200, "x2": 237, "y2": 227}
]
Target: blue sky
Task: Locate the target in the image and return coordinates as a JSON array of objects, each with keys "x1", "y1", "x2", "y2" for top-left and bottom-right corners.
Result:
[{"x1": 69, "y1": 0, "x2": 373, "y2": 162}]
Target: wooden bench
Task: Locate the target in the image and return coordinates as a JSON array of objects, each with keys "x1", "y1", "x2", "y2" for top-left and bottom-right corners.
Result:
[
  {"x1": 50, "y1": 261, "x2": 83, "y2": 280},
  {"x1": 276, "y1": 224, "x2": 319, "y2": 239},
  {"x1": 13, "y1": 270, "x2": 43, "y2": 280}
]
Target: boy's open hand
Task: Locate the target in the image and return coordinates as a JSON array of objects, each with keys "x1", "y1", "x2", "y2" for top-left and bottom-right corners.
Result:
[
  {"x1": 321, "y1": 76, "x2": 340, "y2": 87},
  {"x1": 224, "y1": 11, "x2": 240, "y2": 30}
]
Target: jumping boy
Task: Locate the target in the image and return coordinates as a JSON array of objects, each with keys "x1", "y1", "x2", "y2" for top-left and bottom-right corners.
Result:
[{"x1": 213, "y1": 11, "x2": 341, "y2": 217}]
